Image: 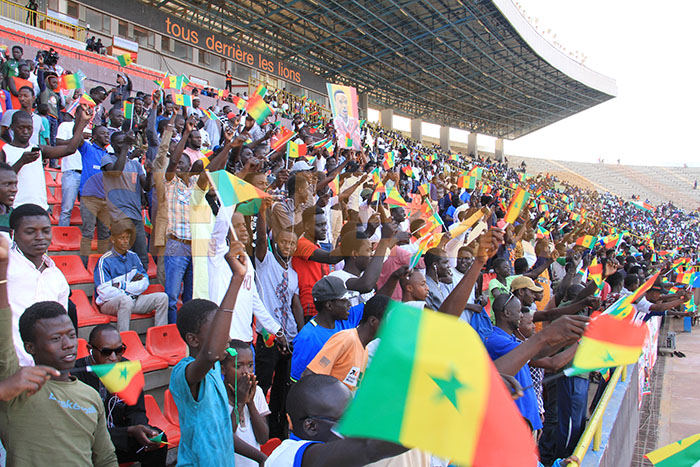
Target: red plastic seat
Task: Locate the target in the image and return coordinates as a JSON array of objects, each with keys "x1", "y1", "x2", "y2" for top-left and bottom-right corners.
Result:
[
  {"x1": 49, "y1": 226, "x2": 81, "y2": 252},
  {"x1": 261, "y1": 438, "x2": 282, "y2": 456},
  {"x1": 146, "y1": 324, "x2": 186, "y2": 366},
  {"x1": 77, "y1": 338, "x2": 89, "y2": 359},
  {"x1": 45, "y1": 170, "x2": 58, "y2": 188},
  {"x1": 54, "y1": 255, "x2": 93, "y2": 285},
  {"x1": 92, "y1": 293, "x2": 155, "y2": 322},
  {"x1": 46, "y1": 187, "x2": 59, "y2": 205},
  {"x1": 120, "y1": 331, "x2": 168, "y2": 372},
  {"x1": 163, "y1": 389, "x2": 179, "y2": 426},
  {"x1": 71, "y1": 289, "x2": 110, "y2": 327},
  {"x1": 144, "y1": 395, "x2": 180, "y2": 447},
  {"x1": 86, "y1": 253, "x2": 103, "y2": 275},
  {"x1": 52, "y1": 204, "x2": 81, "y2": 225},
  {"x1": 144, "y1": 283, "x2": 165, "y2": 294}
]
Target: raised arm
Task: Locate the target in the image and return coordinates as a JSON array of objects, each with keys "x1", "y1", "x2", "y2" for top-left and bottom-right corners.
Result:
[
  {"x1": 255, "y1": 198, "x2": 272, "y2": 263},
  {"x1": 345, "y1": 223, "x2": 397, "y2": 294},
  {"x1": 185, "y1": 242, "x2": 246, "y2": 390},
  {"x1": 165, "y1": 116, "x2": 194, "y2": 181},
  {"x1": 302, "y1": 439, "x2": 407, "y2": 467},
  {"x1": 40, "y1": 107, "x2": 90, "y2": 159}
]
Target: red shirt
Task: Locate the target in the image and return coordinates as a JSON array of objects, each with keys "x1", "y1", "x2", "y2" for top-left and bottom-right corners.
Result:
[
  {"x1": 292, "y1": 236, "x2": 329, "y2": 317},
  {"x1": 10, "y1": 77, "x2": 32, "y2": 110}
]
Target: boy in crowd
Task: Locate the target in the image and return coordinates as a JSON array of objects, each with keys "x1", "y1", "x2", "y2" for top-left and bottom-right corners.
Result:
[
  {"x1": 170, "y1": 240, "x2": 247, "y2": 466},
  {"x1": 94, "y1": 220, "x2": 168, "y2": 332}
]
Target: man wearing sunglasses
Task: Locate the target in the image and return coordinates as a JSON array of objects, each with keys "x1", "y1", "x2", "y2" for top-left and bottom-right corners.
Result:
[{"x1": 74, "y1": 323, "x2": 167, "y2": 467}]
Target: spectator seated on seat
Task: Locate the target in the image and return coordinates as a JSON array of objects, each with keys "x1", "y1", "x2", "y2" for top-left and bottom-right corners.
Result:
[
  {"x1": 74, "y1": 323, "x2": 168, "y2": 466},
  {"x1": 94, "y1": 220, "x2": 167, "y2": 332}
]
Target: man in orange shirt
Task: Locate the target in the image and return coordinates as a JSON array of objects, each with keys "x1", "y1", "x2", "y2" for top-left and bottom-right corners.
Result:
[{"x1": 303, "y1": 295, "x2": 389, "y2": 392}]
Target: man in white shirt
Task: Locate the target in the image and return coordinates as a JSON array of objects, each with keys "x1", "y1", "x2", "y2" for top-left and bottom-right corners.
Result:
[
  {"x1": 56, "y1": 112, "x2": 83, "y2": 226},
  {"x1": 7, "y1": 204, "x2": 69, "y2": 366},
  {"x1": 208, "y1": 207, "x2": 285, "y2": 347}
]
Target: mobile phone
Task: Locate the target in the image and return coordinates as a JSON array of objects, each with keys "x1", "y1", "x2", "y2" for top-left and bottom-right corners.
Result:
[{"x1": 31, "y1": 147, "x2": 40, "y2": 152}]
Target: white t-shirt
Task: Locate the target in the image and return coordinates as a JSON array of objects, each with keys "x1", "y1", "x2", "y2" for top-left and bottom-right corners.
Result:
[
  {"x1": 321, "y1": 196, "x2": 338, "y2": 243},
  {"x1": 328, "y1": 269, "x2": 374, "y2": 307},
  {"x1": 229, "y1": 386, "x2": 271, "y2": 467},
  {"x1": 255, "y1": 252, "x2": 300, "y2": 341},
  {"x1": 207, "y1": 208, "x2": 281, "y2": 341},
  {"x1": 57, "y1": 121, "x2": 82, "y2": 172},
  {"x1": 3, "y1": 143, "x2": 47, "y2": 209},
  {"x1": 264, "y1": 438, "x2": 315, "y2": 466}
]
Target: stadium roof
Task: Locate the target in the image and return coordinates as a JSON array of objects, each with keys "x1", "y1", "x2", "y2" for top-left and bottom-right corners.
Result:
[{"x1": 148, "y1": 0, "x2": 617, "y2": 139}]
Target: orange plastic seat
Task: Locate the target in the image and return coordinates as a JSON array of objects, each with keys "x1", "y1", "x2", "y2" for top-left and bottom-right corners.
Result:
[
  {"x1": 77, "y1": 338, "x2": 89, "y2": 359},
  {"x1": 71, "y1": 289, "x2": 110, "y2": 327},
  {"x1": 45, "y1": 171, "x2": 58, "y2": 187},
  {"x1": 54, "y1": 255, "x2": 93, "y2": 284},
  {"x1": 49, "y1": 226, "x2": 81, "y2": 252},
  {"x1": 46, "y1": 187, "x2": 59, "y2": 205},
  {"x1": 261, "y1": 438, "x2": 282, "y2": 456},
  {"x1": 163, "y1": 389, "x2": 179, "y2": 426},
  {"x1": 146, "y1": 324, "x2": 186, "y2": 366},
  {"x1": 120, "y1": 331, "x2": 168, "y2": 372},
  {"x1": 144, "y1": 395, "x2": 180, "y2": 447}
]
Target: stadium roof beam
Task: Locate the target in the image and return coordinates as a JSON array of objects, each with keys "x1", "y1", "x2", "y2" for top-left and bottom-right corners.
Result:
[{"x1": 145, "y1": 0, "x2": 616, "y2": 138}]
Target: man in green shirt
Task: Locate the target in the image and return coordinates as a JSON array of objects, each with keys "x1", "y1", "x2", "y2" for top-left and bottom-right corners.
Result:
[
  {"x1": 1, "y1": 46, "x2": 23, "y2": 85},
  {"x1": 0, "y1": 162, "x2": 17, "y2": 237},
  {"x1": 0, "y1": 236, "x2": 118, "y2": 466}
]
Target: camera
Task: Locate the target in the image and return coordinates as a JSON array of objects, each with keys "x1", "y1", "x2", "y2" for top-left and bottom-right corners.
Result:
[{"x1": 37, "y1": 48, "x2": 59, "y2": 67}]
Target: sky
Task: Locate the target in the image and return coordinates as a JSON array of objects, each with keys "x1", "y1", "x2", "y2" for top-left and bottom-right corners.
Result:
[{"x1": 371, "y1": 1, "x2": 700, "y2": 167}]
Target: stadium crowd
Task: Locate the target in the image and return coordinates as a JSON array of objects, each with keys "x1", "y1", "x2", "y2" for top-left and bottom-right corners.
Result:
[{"x1": 0, "y1": 39, "x2": 699, "y2": 467}]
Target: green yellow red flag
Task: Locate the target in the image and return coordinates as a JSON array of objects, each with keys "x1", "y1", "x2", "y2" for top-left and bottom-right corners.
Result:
[
  {"x1": 338, "y1": 303, "x2": 538, "y2": 466},
  {"x1": 564, "y1": 313, "x2": 646, "y2": 376},
  {"x1": 504, "y1": 186, "x2": 530, "y2": 224},
  {"x1": 645, "y1": 432, "x2": 700, "y2": 466},
  {"x1": 88, "y1": 361, "x2": 143, "y2": 405},
  {"x1": 116, "y1": 53, "x2": 134, "y2": 67}
]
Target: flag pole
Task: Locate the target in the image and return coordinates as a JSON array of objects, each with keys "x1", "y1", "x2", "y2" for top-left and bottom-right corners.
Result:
[{"x1": 204, "y1": 170, "x2": 239, "y2": 242}]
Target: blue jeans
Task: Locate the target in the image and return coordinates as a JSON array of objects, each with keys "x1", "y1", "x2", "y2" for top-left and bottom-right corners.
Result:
[
  {"x1": 58, "y1": 170, "x2": 80, "y2": 226},
  {"x1": 163, "y1": 238, "x2": 193, "y2": 324},
  {"x1": 556, "y1": 376, "x2": 590, "y2": 458}
]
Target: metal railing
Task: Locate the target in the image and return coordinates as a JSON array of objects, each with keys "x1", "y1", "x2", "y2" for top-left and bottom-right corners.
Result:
[
  {"x1": 567, "y1": 365, "x2": 628, "y2": 467},
  {"x1": 0, "y1": 0, "x2": 85, "y2": 41}
]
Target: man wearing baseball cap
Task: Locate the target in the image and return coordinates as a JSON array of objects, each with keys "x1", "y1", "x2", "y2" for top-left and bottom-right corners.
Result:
[
  {"x1": 290, "y1": 276, "x2": 364, "y2": 383},
  {"x1": 510, "y1": 276, "x2": 543, "y2": 310}
]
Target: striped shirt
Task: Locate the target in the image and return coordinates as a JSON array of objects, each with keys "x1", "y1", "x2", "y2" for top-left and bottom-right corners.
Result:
[{"x1": 165, "y1": 175, "x2": 198, "y2": 240}]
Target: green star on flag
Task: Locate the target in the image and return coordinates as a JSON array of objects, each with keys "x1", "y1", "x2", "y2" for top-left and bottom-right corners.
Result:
[{"x1": 429, "y1": 365, "x2": 469, "y2": 410}]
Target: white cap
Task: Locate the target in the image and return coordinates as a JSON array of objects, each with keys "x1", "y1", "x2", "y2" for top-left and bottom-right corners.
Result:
[{"x1": 291, "y1": 160, "x2": 314, "y2": 172}]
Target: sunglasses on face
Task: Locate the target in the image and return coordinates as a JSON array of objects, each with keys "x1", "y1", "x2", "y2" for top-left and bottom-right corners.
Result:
[{"x1": 92, "y1": 344, "x2": 127, "y2": 357}]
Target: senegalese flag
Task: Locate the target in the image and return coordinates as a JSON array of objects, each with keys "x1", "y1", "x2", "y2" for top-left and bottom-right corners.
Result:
[
  {"x1": 409, "y1": 233, "x2": 442, "y2": 269},
  {"x1": 536, "y1": 224, "x2": 550, "y2": 239},
  {"x1": 645, "y1": 432, "x2": 700, "y2": 466},
  {"x1": 329, "y1": 175, "x2": 340, "y2": 197},
  {"x1": 59, "y1": 72, "x2": 84, "y2": 90},
  {"x1": 575, "y1": 235, "x2": 597, "y2": 249},
  {"x1": 232, "y1": 95, "x2": 246, "y2": 110},
  {"x1": 570, "y1": 212, "x2": 582, "y2": 222},
  {"x1": 371, "y1": 180, "x2": 385, "y2": 203},
  {"x1": 202, "y1": 109, "x2": 218, "y2": 121},
  {"x1": 253, "y1": 84, "x2": 267, "y2": 98},
  {"x1": 418, "y1": 183, "x2": 429, "y2": 197},
  {"x1": 174, "y1": 93, "x2": 193, "y2": 107},
  {"x1": 207, "y1": 170, "x2": 270, "y2": 209},
  {"x1": 600, "y1": 233, "x2": 622, "y2": 250},
  {"x1": 677, "y1": 272, "x2": 694, "y2": 285},
  {"x1": 246, "y1": 93, "x2": 273, "y2": 125},
  {"x1": 370, "y1": 167, "x2": 382, "y2": 185},
  {"x1": 449, "y1": 153, "x2": 458, "y2": 162},
  {"x1": 88, "y1": 361, "x2": 144, "y2": 405},
  {"x1": 116, "y1": 53, "x2": 134, "y2": 67},
  {"x1": 260, "y1": 328, "x2": 276, "y2": 348},
  {"x1": 344, "y1": 134, "x2": 353, "y2": 148},
  {"x1": 79, "y1": 93, "x2": 96, "y2": 107},
  {"x1": 632, "y1": 201, "x2": 655, "y2": 212},
  {"x1": 589, "y1": 257, "x2": 604, "y2": 296},
  {"x1": 564, "y1": 314, "x2": 646, "y2": 376},
  {"x1": 271, "y1": 128, "x2": 296, "y2": 152},
  {"x1": 402, "y1": 166, "x2": 414, "y2": 178},
  {"x1": 385, "y1": 186, "x2": 408, "y2": 208},
  {"x1": 383, "y1": 151, "x2": 395, "y2": 170},
  {"x1": 603, "y1": 271, "x2": 661, "y2": 321},
  {"x1": 504, "y1": 186, "x2": 530, "y2": 224},
  {"x1": 338, "y1": 303, "x2": 538, "y2": 466},
  {"x1": 287, "y1": 140, "x2": 307, "y2": 159},
  {"x1": 123, "y1": 101, "x2": 133, "y2": 120},
  {"x1": 468, "y1": 166, "x2": 484, "y2": 179},
  {"x1": 457, "y1": 174, "x2": 476, "y2": 190}
]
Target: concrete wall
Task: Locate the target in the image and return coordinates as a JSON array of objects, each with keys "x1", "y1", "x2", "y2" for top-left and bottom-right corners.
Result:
[{"x1": 582, "y1": 364, "x2": 639, "y2": 467}]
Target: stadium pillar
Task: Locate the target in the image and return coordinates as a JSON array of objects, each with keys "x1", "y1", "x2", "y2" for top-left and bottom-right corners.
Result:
[
  {"x1": 411, "y1": 118, "x2": 422, "y2": 141},
  {"x1": 495, "y1": 138, "x2": 504, "y2": 162},
  {"x1": 358, "y1": 93, "x2": 369, "y2": 120},
  {"x1": 468, "y1": 133, "x2": 477, "y2": 157},
  {"x1": 379, "y1": 109, "x2": 394, "y2": 129},
  {"x1": 440, "y1": 126, "x2": 451, "y2": 151}
]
